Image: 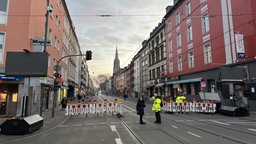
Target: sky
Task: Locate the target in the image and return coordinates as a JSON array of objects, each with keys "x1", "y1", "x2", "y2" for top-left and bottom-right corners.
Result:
[{"x1": 65, "y1": 0, "x2": 174, "y2": 77}]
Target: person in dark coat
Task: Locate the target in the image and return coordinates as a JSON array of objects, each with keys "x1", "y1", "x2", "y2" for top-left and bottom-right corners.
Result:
[
  {"x1": 136, "y1": 96, "x2": 146, "y2": 124},
  {"x1": 61, "y1": 97, "x2": 68, "y2": 110}
]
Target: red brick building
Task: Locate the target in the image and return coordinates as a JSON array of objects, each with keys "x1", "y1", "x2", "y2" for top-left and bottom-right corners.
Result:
[{"x1": 164, "y1": 0, "x2": 256, "y2": 110}]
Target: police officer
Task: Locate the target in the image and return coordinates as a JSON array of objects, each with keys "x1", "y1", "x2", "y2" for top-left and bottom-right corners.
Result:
[{"x1": 152, "y1": 93, "x2": 162, "y2": 124}]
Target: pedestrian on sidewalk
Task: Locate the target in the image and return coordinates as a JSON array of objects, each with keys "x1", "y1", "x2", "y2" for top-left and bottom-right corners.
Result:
[
  {"x1": 136, "y1": 96, "x2": 146, "y2": 124},
  {"x1": 152, "y1": 93, "x2": 162, "y2": 124},
  {"x1": 61, "y1": 97, "x2": 68, "y2": 110}
]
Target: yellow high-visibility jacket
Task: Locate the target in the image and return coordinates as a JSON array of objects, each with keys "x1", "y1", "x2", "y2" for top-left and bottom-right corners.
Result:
[
  {"x1": 152, "y1": 97, "x2": 161, "y2": 112},
  {"x1": 176, "y1": 95, "x2": 186, "y2": 103}
]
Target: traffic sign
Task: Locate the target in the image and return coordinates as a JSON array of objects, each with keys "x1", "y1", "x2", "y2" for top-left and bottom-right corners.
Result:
[
  {"x1": 201, "y1": 82, "x2": 206, "y2": 87},
  {"x1": 53, "y1": 65, "x2": 61, "y2": 71}
]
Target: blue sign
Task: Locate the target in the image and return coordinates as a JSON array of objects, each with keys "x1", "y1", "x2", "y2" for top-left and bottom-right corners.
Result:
[{"x1": 0, "y1": 74, "x2": 24, "y2": 81}]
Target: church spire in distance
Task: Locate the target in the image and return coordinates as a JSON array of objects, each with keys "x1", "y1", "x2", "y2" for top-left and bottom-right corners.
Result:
[{"x1": 113, "y1": 46, "x2": 120, "y2": 75}]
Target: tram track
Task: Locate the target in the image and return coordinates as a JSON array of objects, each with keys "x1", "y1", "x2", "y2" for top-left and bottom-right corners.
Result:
[
  {"x1": 162, "y1": 113, "x2": 253, "y2": 144},
  {"x1": 98, "y1": 95, "x2": 254, "y2": 144},
  {"x1": 118, "y1": 103, "x2": 191, "y2": 144}
]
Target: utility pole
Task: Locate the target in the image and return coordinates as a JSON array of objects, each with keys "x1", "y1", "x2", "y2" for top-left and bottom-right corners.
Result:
[
  {"x1": 43, "y1": 0, "x2": 50, "y2": 52},
  {"x1": 40, "y1": 0, "x2": 50, "y2": 117}
]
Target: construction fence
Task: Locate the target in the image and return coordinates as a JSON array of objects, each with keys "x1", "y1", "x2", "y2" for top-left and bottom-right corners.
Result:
[{"x1": 65, "y1": 98, "x2": 122, "y2": 116}]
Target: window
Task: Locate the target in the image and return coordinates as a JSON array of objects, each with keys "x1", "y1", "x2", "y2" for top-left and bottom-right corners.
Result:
[
  {"x1": 48, "y1": 54, "x2": 51, "y2": 67},
  {"x1": 56, "y1": 15, "x2": 59, "y2": 27},
  {"x1": 200, "y1": 0, "x2": 207, "y2": 4},
  {"x1": 186, "y1": 1, "x2": 191, "y2": 16},
  {"x1": 0, "y1": 33, "x2": 5, "y2": 64},
  {"x1": 204, "y1": 43, "x2": 212, "y2": 64},
  {"x1": 187, "y1": 25, "x2": 193, "y2": 42},
  {"x1": 54, "y1": 36, "x2": 57, "y2": 48},
  {"x1": 156, "y1": 48, "x2": 159, "y2": 62},
  {"x1": 157, "y1": 67, "x2": 160, "y2": 79},
  {"x1": 0, "y1": 0, "x2": 8, "y2": 24},
  {"x1": 58, "y1": 20, "x2": 61, "y2": 30},
  {"x1": 168, "y1": 20, "x2": 172, "y2": 31},
  {"x1": 202, "y1": 13, "x2": 209, "y2": 33},
  {"x1": 160, "y1": 32, "x2": 163, "y2": 42},
  {"x1": 177, "y1": 33, "x2": 181, "y2": 47},
  {"x1": 188, "y1": 51, "x2": 194, "y2": 68},
  {"x1": 169, "y1": 59, "x2": 173, "y2": 73},
  {"x1": 176, "y1": 12, "x2": 180, "y2": 25},
  {"x1": 50, "y1": 5, "x2": 54, "y2": 17},
  {"x1": 178, "y1": 56, "x2": 182, "y2": 71},
  {"x1": 168, "y1": 39, "x2": 172, "y2": 52},
  {"x1": 48, "y1": 29, "x2": 52, "y2": 43},
  {"x1": 57, "y1": 40, "x2": 60, "y2": 50}
]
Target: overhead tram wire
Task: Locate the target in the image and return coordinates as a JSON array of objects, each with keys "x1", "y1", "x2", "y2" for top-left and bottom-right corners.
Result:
[
  {"x1": 5, "y1": 13, "x2": 256, "y2": 17},
  {"x1": 171, "y1": 18, "x2": 256, "y2": 63},
  {"x1": 121, "y1": 45, "x2": 142, "y2": 67}
]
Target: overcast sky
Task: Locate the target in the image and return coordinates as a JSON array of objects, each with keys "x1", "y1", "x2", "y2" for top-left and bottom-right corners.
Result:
[{"x1": 65, "y1": 0, "x2": 174, "y2": 77}]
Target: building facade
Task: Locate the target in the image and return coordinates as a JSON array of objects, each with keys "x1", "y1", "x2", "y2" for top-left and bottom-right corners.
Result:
[
  {"x1": 165, "y1": 0, "x2": 256, "y2": 110},
  {"x1": 0, "y1": 0, "x2": 85, "y2": 116},
  {"x1": 148, "y1": 21, "x2": 167, "y2": 97}
]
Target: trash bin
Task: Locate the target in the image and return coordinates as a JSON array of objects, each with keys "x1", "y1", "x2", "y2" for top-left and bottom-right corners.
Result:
[
  {"x1": 220, "y1": 106, "x2": 250, "y2": 116},
  {"x1": 0, "y1": 114, "x2": 43, "y2": 135}
]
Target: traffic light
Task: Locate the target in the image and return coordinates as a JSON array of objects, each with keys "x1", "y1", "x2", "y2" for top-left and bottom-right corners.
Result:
[
  {"x1": 54, "y1": 73, "x2": 61, "y2": 78},
  {"x1": 200, "y1": 77, "x2": 205, "y2": 83},
  {"x1": 86, "y1": 50, "x2": 92, "y2": 60},
  {"x1": 216, "y1": 82, "x2": 222, "y2": 90}
]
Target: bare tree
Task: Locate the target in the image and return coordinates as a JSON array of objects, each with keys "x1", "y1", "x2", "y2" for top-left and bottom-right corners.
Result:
[{"x1": 93, "y1": 74, "x2": 110, "y2": 91}]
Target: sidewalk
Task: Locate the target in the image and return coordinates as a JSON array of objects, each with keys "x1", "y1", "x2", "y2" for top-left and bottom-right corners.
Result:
[{"x1": 0, "y1": 105, "x2": 69, "y2": 135}]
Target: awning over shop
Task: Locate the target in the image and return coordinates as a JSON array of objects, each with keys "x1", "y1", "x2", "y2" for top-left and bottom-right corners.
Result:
[
  {"x1": 166, "y1": 78, "x2": 201, "y2": 85},
  {"x1": 146, "y1": 84, "x2": 155, "y2": 89},
  {"x1": 155, "y1": 83, "x2": 165, "y2": 87}
]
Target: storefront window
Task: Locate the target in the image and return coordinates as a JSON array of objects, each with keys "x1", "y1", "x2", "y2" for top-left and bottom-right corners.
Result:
[
  {"x1": 0, "y1": 93, "x2": 7, "y2": 102},
  {"x1": 12, "y1": 93, "x2": 18, "y2": 102}
]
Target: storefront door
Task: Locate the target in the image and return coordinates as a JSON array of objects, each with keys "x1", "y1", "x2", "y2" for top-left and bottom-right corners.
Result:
[{"x1": 0, "y1": 93, "x2": 7, "y2": 115}]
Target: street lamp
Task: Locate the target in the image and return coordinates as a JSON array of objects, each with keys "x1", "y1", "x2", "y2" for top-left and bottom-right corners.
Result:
[{"x1": 51, "y1": 54, "x2": 92, "y2": 117}]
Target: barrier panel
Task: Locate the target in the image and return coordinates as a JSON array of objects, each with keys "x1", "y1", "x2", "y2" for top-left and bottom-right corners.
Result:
[
  {"x1": 65, "y1": 100, "x2": 122, "y2": 116},
  {"x1": 162, "y1": 102, "x2": 216, "y2": 113}
]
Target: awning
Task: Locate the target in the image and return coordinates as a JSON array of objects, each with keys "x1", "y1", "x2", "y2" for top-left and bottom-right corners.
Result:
[
  {"x1": 146, "y1": 84, "x2": 155, "y2": 89},
  {"x1": 155, "y1": 83, "x2": 165, "y2": 87},
  {"x1": 166, "y1": 78, "x2": 201, "y2": 85}
]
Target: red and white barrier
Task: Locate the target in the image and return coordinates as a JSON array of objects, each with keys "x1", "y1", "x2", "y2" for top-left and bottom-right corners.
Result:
[
  {"x1": 162, "y1": 102, "x2": 216, "y2": 113},
  {"x1": 65, "y1": 100, "x2": 122, "y2": 116}
]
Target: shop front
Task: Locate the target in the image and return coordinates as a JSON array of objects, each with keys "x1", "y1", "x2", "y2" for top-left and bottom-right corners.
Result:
[{"x1": 0, "y1": 74, "x2": 23, "y2": 116}]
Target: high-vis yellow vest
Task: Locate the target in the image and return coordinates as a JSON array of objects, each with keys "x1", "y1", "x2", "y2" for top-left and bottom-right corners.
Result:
[{"x1": 152, "y1": 97, "x2": 161, "y2": 112}]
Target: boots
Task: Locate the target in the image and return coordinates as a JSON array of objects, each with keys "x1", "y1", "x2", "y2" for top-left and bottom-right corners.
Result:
[{"x1": 140, "y1": 121, "x2": 146, "y2": 124}]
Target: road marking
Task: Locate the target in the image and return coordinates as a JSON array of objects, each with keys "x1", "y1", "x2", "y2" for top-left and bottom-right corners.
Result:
[
  {"x1": 73, "y1": 124, "x2": 82, "y2": 127},
  {"x1": 171, "y1": 125, "x2": 178, "y2": 129},
  {"x1": 187, "y1": 132, "x2": 202, "y2": 138},
  {"x1": 229, "y1": 122, "x2": 256, "y2": 124},
  {"x1": 110, "y1": 125, "x2": 123, "y2": 144},
  {"x1": 115, "y1": 138, "x2": 123, "y2": 144},
  {"x1": 248, "y1": 128, "x2": 256, "y2": 132},
  {"x1": 110, "y1": 125, "x2": 117, "y2": 131},
  {"x1": 198, "y1": 119, "x2": 207, "y2": 122},
  {"x1": 211, "y1": 120, "x2": 230, "y2": 126},
  {"x1": 176, "y1": 120, "x2": 185, "y2": 122},
  {"x1": 58, "y1": 125, "x2": 69, "y2": 128},
  {"x1": 187, "y1": 120, "x2": 194, "y2": 122}
]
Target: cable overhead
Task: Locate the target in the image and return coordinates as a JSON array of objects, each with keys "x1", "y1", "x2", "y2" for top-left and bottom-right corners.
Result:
[
  {"x1": 4, "y1": 13, "x2": 256, "y2": 17},
  {"x1": 171, "y1": 18, "x2": 254, "y2": 62}
]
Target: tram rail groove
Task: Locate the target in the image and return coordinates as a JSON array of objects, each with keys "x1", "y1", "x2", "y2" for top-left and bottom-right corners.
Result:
[{"x1": 165, "y1": 113, "x2": 251, "y2": 144}]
